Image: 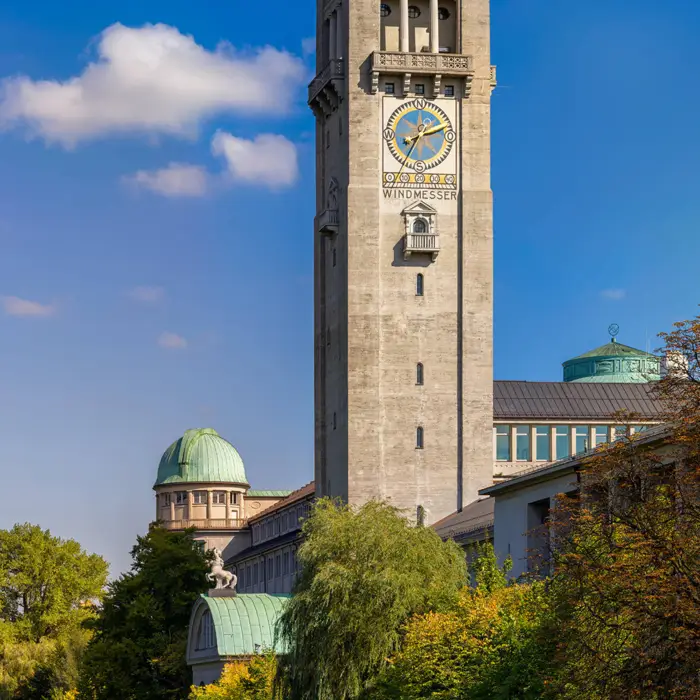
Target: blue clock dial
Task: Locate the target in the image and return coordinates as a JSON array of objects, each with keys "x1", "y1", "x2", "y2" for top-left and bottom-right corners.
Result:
[{"x1": 384, "y1": 99, "x2": 454, "y2": 170}]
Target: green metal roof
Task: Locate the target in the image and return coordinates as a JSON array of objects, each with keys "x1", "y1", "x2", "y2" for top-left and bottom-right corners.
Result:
[
  {"x1": 563, "y1": 337, "x2": 661, "y2": 384},
  {"x1": 247, "y1": 490, "x2": 293, "y2": 498},
  {"x1": 154, "y1": 428, "x2": 248, "y2": 487},
  {"x1": 199, "y1": 594, "x2": 289, "y2": 656}
]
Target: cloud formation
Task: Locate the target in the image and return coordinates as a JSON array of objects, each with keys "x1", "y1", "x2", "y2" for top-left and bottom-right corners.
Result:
[
  {"x1": 158, "y1": 331, "x2": 187, "y2": 349},
  {"x1": 0, "y1": 23, "x2": 306, "y2": 146},
  {"x1": 1, "y1": 296, "x2": 55, "y2": 317},
  {"x1": 212, "y1": 130, "x2": 298, "y2": 188},
  {"x1": 302, "y1": 37, "x2": 316, "y2": 56},
  {"x1": 600, "y1": 288, "x2": 626, "y2": 301},
  {"x1": 128, "y1": 286, "x2": 165, "y2": 303},
  {"x1": 125, "y1": 163, "x2": 207, "y2": 197}
]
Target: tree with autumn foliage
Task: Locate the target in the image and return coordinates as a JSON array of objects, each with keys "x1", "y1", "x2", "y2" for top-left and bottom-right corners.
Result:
[
  {"x1": 370, "y1": 541, "x2": 559, "y2": 700},
  {"x1": 188, "y1": 653, "x2": 277, "y2": 700},
  {"x1": 547, "y1": 311, "x2": 700, "y2": 698}
]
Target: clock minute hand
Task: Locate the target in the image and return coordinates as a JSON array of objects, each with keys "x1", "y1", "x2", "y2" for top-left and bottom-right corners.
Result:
[
  {"x1": 403, "y1": 123, "x2": 447, "y2": 144},
  {"x1": 393, "y1": 131, "x2": 424, "y2": 187}
]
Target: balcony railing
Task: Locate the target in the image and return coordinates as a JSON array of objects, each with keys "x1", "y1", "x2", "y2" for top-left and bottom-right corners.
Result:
[
  {"x1": 308, "y1": 59, "x2": 344, "y2": 114},
  {"x1": 317, "y1": 208, "x2": 339, "y2": 235},
  {"x1": 404, "y1": 233, "x2": 440, "y2": 261},
  {"x1": 371, "y1": 51, "x2": 473, "y2": 75},
  {"x1": 161, "y1": 518, "x2": 248, "y2": 531}
]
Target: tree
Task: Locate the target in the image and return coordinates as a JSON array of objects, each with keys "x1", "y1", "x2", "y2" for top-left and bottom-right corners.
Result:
[
  {"x1": 0, "y1": 524, "x2": 107, "y2": 699},
  {"x1": 276, "y1": 499, "x2": 467, "y2": 700},
  {"x1": 371, "y1": 542, "x2": 559, "y2": 700},
  {"x1": 189, "y1": 653, "x2": 277, "y2": 700},
  {"x1": 79, "y1": 524, "x2": 210, "y2": 700},
  {"x1": 548, "y1": 312, "x2": 700, "y2": 699}
]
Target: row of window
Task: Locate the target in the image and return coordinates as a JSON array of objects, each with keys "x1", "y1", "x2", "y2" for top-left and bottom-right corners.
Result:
[
  {"x1": 385, "y1": 82, "x2": 455, "y2": 97},
  {"x1": 251, "y1": 502, "x2": 312, "y2": 545},
  {"x1": 494, "y1": 424, "x2": 651, "y2": 463},
  {"x1": 238, "y1": 548, "x2": 299, "y2": 590},
  {"x1": 161, "y1": 491, "x2": 240, "y2": 507},
  {"x1": 380, "y1": 4, "x2": 451, "y2": 19}
]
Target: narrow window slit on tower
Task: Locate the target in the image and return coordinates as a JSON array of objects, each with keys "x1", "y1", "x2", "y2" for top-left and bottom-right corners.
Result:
[
  {"x1": 416, "y1": 363, "x2": 424, "y2": 385},
  {"x1": 385, "y1": 82, "x2": 395, "y2": 95},
  {"x1": 416, "y1": 273, "x2": 424, "y2": 296},
  {"x1": 332, "y1": 248, "x2": 337, "y2": 267},
  {"x1": 333, "y1": 412, "x2": 337, "y2": 430},
  {"x1": 416, "y1": 426, "x2": 424, "y2": 449}
]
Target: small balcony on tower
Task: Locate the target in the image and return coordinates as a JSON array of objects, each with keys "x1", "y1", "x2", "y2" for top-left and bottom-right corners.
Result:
[
  {"x1": 308, "y1": 59, "x2": 345, "y2": 115},
  {"x1": 402, "y1": 202, "x2": 440, "y2": 261}
]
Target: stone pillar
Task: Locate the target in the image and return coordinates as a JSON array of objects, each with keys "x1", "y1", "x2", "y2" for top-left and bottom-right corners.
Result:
[
  {"x1": 187, "y1": 490, "x2": 193, "y2": 522},
  {"x1": 170, "y1": 499, "x2": 175, "y2": 522},
  {"x1": 429, "y1": 0, "x2": 439, "y2": 53},
  {"x1": 400, "y1": 0, "x2": 409, "y2": 52},
  {"x1": 335, "y1": 9, "x2": 343, "y2": 59},
  {"x1": 329, "y1": 12, "x2": 337, "y2": 60},
  {"x1": 155, "y1": 494, "x2": 159, "y2": 521},
  {"x1": 206, "y1": 490, "x2": 213, "y2": 521}
]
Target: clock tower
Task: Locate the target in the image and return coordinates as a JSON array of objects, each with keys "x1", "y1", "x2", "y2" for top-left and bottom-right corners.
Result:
[{"x1": 309, "y1": 0, "x2": 494, "y2": 523}]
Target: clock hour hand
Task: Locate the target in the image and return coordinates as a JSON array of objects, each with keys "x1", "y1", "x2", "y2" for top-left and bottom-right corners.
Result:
[
  {"x1": 403, "y1": 122, "x2": 447, "y2": 144},
  {"x1": 393, "y1": 131, "x2": 424, "y2": 187}
]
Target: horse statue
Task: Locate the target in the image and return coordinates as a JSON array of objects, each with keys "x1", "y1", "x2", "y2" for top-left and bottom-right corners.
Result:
[{"x1": 207, "y1": 548, "x2": 237, "y2": 590}]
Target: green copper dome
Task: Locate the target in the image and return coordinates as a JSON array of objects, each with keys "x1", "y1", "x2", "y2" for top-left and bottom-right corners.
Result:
[
  {"x1": 154, "y1": 428, "x2": 248, "y2": 487},
  {"x1": 563, "y1": 337, "x2": 660, "y2": 384}
]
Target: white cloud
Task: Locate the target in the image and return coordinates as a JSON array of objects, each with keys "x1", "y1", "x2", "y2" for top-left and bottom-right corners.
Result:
[
  {"x1": 158, "y1": 331, "x2": 187, "y2": 349},
  {"x1": 128, "y1": 286, "x2": 165, "y2": 303},
  {"x1": 125, "y1": 163, "x2": 207, "y2": 197},
  {"x1": 0, "y1": 23, "x2": 306, "y2": 146},
  {"x1": 211, "y1": 130, "x2": 298, "y2": 188},
  {"x1": 302, "y1": 37, "x2": 316, "y2": 57},
  {"x1": 600, "y1": 288, "x2": 626, "y2": 301},
  {"x1": 1, "y1": 296, "x2": 56, "y2": 317}
]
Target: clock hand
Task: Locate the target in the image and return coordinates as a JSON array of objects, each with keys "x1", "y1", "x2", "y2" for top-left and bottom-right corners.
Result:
[
  {"x1": 403, "y1": 122, "x2": 447, "y2": 144},
  {"x1": 393, "y1": 131, "x2": 424, "y2": 187}
]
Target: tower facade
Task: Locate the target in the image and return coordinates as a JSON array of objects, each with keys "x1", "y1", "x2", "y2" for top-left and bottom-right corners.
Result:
[{"x1": 310, "y1": 0, "x2": 494, "y2": 523}]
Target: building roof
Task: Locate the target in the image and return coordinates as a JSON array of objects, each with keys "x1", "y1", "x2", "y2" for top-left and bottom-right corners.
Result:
[
  {"x1": 190, "y1": 594, "x2": 288, "y2": 658},
  {"x1": 154, "y1": 428, "x2": 248, "y2": 487},
  {"x1": 432, "y1": 497, "x2": 494, "y2": 542},
  {"x1": 493, "y1": 381, "x2": 662, "y2": 421},
  {"x1": 247, "y1": 490, "x2": 293, "y2": 498},
  {"x1": 248, "y1": 482, "x2": 315, "y2": 524},
  {"x1": 562, "y1": 337, "x2": 661, "y2": 383}
]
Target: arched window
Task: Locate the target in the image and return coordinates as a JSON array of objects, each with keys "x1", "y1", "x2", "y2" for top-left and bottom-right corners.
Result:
[
  {"x1": 416, "y1": 363, "x2": 424, "y2": 385},
  {"x1": 416, "y1": 426, "x2": 424, "y2": 449},
  {"x1": 413, "y1": 218, "x2": 427, "y2": 233},
  {"x1": 196, "y1": 610, "x2": 216, "y2": 650},
  {"x1": 416, "y1": 273, "x2": 424, "y2": 296}
]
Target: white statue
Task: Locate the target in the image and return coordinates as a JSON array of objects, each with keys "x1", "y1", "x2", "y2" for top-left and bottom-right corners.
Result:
[{"x1": 207, "y1": 548, "x2": 237, "y2": 590}]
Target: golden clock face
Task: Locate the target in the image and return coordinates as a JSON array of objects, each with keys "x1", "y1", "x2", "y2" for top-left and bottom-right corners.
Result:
[{"x1": 383, "y1": 99, "x2": 455, "y2": 173}]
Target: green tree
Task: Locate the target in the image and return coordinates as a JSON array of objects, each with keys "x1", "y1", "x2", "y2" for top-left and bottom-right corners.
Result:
[
  {"x1": 0, "y1": 524, "x2": 107, "y2": 699},
  {"x1": 79, "y1": 524, "x2": 210, "y2": 700},
  {"x1": 371, "y1": 542, "x2": 559, "y2": 700},
  {"x1": 276, "y1": 498, "x2": 467, "y2": 700}
]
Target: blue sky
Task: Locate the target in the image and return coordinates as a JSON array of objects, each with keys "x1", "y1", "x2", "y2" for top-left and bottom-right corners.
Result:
[{"x1": 1, "y1": 0, "x2": 699, "y2": 574}]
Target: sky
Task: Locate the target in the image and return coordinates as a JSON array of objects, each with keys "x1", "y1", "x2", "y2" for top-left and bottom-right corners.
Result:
[{"x1": 1, "y1": 0, "x2": 700, "y2": 575}]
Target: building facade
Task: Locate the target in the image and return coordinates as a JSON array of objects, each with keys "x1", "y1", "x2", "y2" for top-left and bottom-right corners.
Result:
[{"x1": 310, "y1": 0, "x2": 495, "y2": 525}]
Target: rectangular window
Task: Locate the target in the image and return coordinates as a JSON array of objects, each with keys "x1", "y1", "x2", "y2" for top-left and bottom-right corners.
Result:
[
  {"x1": 535, "y1": 426, "x2": 550, "y2": 461},
  {"x1": 230, "y1": 492, "x2": 239, "y2": 505},
  {"x1": 515, "y1": 426, "x2": 531, "y2": 461},
  {"x1": 283, "y1": 552, "x2": 289, "y2": 575},
  {"x1": 631, "y1": 425, "x2": 648, "y2": 434},
  {"x1": 213, "y1": 491, "x2": 226, "y2": 504},
  {"x1": 192, "y1": 491, "x2": 207, "y2": 505},
  {"x1": 574, "y1": 426, "x2": 589, "y2": 455},
  {"x1": 175, "y1": 491, "x2": 188, "y2": 505},
  {"x1": 267, "y1": 559, "x2": 273, "y2": 580},
  {"x1": 444, "y1": 85, "x2": 455, "y2": 96},
  {"x1": 415, "y1": 83, "x2": 425, "y2": 95},
  {"x1": 275, "y1": 555, "x2": 280, "y2": 577},
  {"x1": 495, "y1": 426, "x2": 510, "y2": 461},
  {"x1": 555, "y1": 426, "x2": 570, "y2": 460},
  {"x1": 274, "y1": 519, "x2": 280, "y2": 536},
  {"x1": 253, "y1": 563, "x2": 258, "y2": 584},
  {"x1": 385, "y1": 82, "x2": 395, "y2": 94},
  {"x1": 162, "y1": 493, "x2": 172, "y2": 506},
  {"x1": 594, "y1": 426, "x2": 609, "y2": 447},
  {"x1": 614, "y1": 425, "x2": 627, "y2": 441}
]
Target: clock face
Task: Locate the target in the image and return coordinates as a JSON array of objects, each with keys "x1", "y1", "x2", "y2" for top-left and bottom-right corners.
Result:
[{"x1": 383, "y1": 99, "x2": 455, "y2": 173}]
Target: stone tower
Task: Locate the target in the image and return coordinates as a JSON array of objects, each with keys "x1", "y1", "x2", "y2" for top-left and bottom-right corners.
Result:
[{"x1": 309, "y1": 0, "x2": 494, "y2": 523}]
